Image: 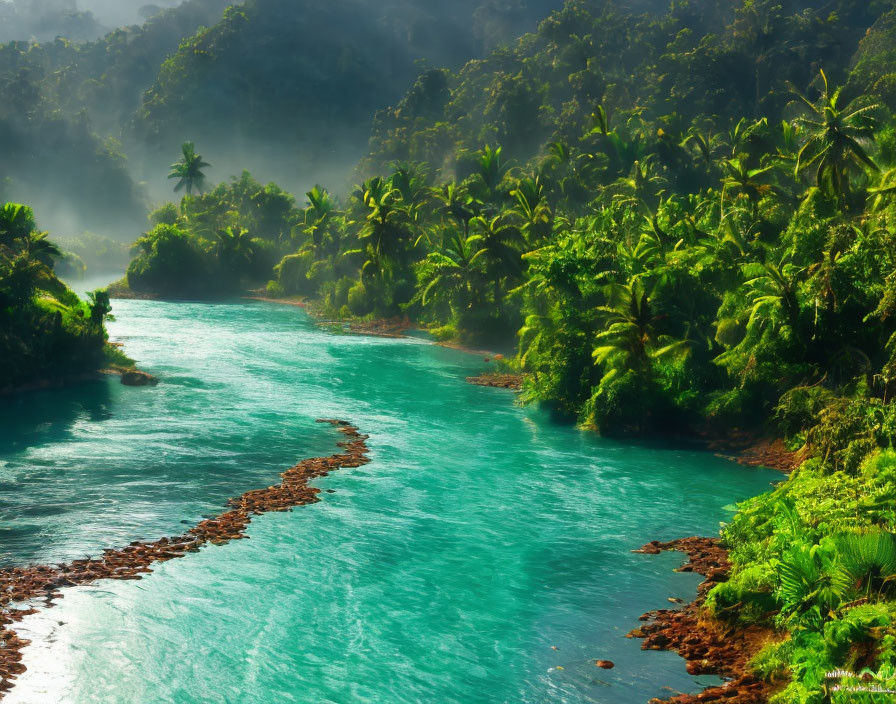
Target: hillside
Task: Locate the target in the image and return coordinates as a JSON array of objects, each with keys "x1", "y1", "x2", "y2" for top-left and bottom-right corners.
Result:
[
  {"x1": 128, "y1": 0, "x2": 562, "y2": 191},
  {"x1": 362, "y1": 0, "x2": 892, "y2": 175},
  {"x1": 0, "y1": 0, "x2": 235, "y2": 238},
  {"x1": 0, "y1": 0, "x2": 562, "y2": 240}
]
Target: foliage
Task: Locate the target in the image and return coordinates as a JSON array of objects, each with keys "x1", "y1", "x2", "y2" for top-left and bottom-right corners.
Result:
[
  {"x1": 0, "y1": 0, "x2": 234, "y2": 237},
  {"x1": 124, "y1": 169, "x2": 303, "y2": 297},
  {"x1": 0, "y1": 203, "x2": 115, "y2": 388},
  {"x1": 168, "y1": 142, "x2": 210, "y2": 195},
  {"x1": 108, "y1": 4, "x2": 896, "y2": 696}
]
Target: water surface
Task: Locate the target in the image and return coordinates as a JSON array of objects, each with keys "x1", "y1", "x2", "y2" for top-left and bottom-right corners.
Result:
[{"x1": 0, "y1": 298, "x2": 779, "y2": 703}]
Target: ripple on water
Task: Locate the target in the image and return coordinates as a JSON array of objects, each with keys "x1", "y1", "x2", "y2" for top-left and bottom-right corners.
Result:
[{"x1": 0, "y1": 298, "x2": 779, "y2": 703}]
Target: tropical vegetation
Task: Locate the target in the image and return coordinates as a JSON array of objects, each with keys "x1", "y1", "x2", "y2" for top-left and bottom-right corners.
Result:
[
  {"x1": 10, "y1": 0, "x2": 896, "y2": 700},
  {"x1": 108, "y1": 1, "x2": 896, "y2": 699},
  {"x1": 0, "y1": 203, "x2": 124, "y2": 390}
]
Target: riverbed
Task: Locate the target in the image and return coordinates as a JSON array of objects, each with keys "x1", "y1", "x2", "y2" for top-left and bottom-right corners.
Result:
[{"x1": 0, "y1": 297, "x2": 779, "y2": 703}]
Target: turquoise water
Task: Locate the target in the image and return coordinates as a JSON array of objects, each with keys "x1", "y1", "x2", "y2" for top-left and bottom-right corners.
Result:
[{"x1": 0, "y1": 298, "x2": 779, "y2": 703}]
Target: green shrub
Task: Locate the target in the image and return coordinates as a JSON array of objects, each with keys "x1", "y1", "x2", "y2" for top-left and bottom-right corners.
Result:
[
  {"x1": 275, "y1": 252, "x2": 314, "y2": 295},
  {"x1": 127, "y1": 224, "x2": 208, "y2": 297},
  {"x1": 580, "y1": 371, "x2": 667, "y2": 435},
  {"x1": 347, "y1": 281, "x2": 374, "y2": 317}
]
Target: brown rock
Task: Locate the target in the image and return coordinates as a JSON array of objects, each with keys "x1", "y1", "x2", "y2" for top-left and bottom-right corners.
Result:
[
  {"x1": 0, "y1": 418, "x2": 371, "y2": 700},
  {"x1": 120, "y1": 370, "x2": 159, "y2": 387}
]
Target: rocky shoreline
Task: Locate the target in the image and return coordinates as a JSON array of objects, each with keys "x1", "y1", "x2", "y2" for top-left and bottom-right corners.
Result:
[
  {"x1": 0, "y1": 371, "x2": 106, "y2": 397},
  {"x1": 629, "y1": 538, "x2": 777, "y2": 703},
  {"x1": 242, "y1": 294, "x2": 307, "y2": 308},
  {"x1": 0, "y1": 419, "x2": 370, "y2": 698},
  {"x1": 465, "y1": 373, "x2": 523, "y2": 390},
  {"x1": 248, "y1": 296, "x2": 413, "y2": 338},
  {"x1": 704, "y1": 430, "x2": 806, "y2": 473}
]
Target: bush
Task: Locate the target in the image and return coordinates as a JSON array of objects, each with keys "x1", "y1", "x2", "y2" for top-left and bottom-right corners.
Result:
[
  {"x1": 275, "y1": 252, "x2": 314, "y2": 295},
  {"x1": 127, "y1": 224, "x2": 208, "y2": 297},
  {"x1": 580, "y1": 371, "x2": 668, "y2": 435},
  {"x1": 347, "y1": 280, "x2": 374, "y2": 317},
  {"x1": 706, "y1": 564, "x2": 777, "y2": 625},
  {"x1": 775, "y1": 386, "x2": 837, "y2": 440},
  {"x1": 265, "y1": 280, "x2": 285, "y2": 297}
]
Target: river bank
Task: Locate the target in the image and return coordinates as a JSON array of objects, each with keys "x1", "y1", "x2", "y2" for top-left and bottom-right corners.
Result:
[
  {"x1": 0, "y1": 365, "x2": 156, "y2": 397},
  {"x1": 625, "y1": 436, "x2": 797, "y2": 704},
  {"x1": 0, "y1": 296, "x2": 783, "y2": 702},
  {"x1": 244, "y1": 295, "x2": 799, "y2": 704},
  {"x1": 0, "y1": 419, "x2": 369, "y2": 697},
  {"x1": 629, "y1": 539, "x2": 778, "y2": 703}
]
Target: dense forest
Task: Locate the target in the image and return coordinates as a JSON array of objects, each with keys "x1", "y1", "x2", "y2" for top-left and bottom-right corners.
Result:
[
  {"x1": 0, "y1": 202, "x2": 122, "y2": 390},
  {"x1": 0, "y1": 0, "x2": 558, "y2": 239},
  {"x1": 103, "y1": 0, "x2": 896, "y2": 699}
]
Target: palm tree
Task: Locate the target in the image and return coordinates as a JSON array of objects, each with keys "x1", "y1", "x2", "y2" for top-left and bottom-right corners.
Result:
[
  {"x1": 351, "y1": 179, "x2": 414, "y2": 290},
  {"x1": 720, "y1": 158, "x2": 780, "y2": 218},
  {"x1": 0, "y1": 203, "x2": 37, "y2": 249},
  {"x1": 728, "y1": 117, "x2": 773, "y2": 163},
  {"x1": 592, "y1": 280, "x2": 656, "y2": 381},
  {"x1": 417, "y1": 229, "x2": 481, "y2": 314},
  {"x1": 469, "y1": 213, "x2": 526, "y2": 305},
  {"x1": 305, "y1": 185, "x2": 334, "y2": 222},
  {"x1": 473, "y1": 145, "x2": 511, "y2": 203},
  {"x1": 741, "y1": 258, "x2": 803, "y2": 334},
  {"x1": 793, "y1": 70, "x2": 879, "y2": 205},
  {"x1": 86, "y1": 289, "x2": 112, "y2": 325},
  {"x1": 592, "y1": 279, "x2": 690, "y2": 384},
  {"x1": 297, "y1": 185, "x2": 338, "y2": 256},
  {"x1": 433, "y1": 181, "x2": 476, "y2": 238},
  {"x1": 586, "y1": 108, "x2": 650, "y2": 179},
  {"x1": 0, "y1": 251, "x2": 46, "y2": 305},
  {"x1": 389, "y1": 164, "x2": 430, "y2": 210},
  {"x1": 682, "y1": 124, "x2": 726, "y2": 168},
  {"x1": 609, "y1": 158, "x2": 667, "y2": 212},
  {"x1": 540, "y1": 141, "x2": 590, "y2": 207},
  {"x1": 510, "y1": 176, "x2": 551, "y2": 244},
  {"x1": 214, "y1": 226, "x2": 256, "y2": 270},
  {"x1": 168, "y1": 142, "x2": 211, "y2": 195},
  {"x1": 20, "y1": 231, "x2": 61, "y2": 267}
]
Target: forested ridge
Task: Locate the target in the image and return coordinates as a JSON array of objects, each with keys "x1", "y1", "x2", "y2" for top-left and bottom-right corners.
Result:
[
  {"x1": 0, "y1": 0, "x2": 235, "y2": 235},
  {"x1": 0, "y1": 0, "x2": 558, "y2": 238},
  {"x1": 131, "y1": 0, "x2": 561, "y2": 172},
  {"x1": 106, "y1": 1, "x2": 896, "y2": 698}
]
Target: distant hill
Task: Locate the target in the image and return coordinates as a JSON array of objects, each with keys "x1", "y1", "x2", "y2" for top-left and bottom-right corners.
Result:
[
  {"x1": 360, "y1": 0, "x2": 893, "y2": 178},
  {"x1": 0, "y1": 0, "x2": 234, "y2": 238},
  {"x1": 127, "y1": 0, "x2": 563, "y2": 193},
  {"x1": 0, "y1": 0, "x2": 562, "y2": 238}
]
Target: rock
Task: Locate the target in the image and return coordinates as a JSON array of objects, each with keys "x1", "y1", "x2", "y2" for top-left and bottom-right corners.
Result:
[
  {"x1": 465, "y1": 373, "x2": 523, "y2": 390},
  {"x1": 120, "y1": 370, "x2": 158, "y2": 387},
  {"x1": 595, "y1": 660, "x2": 615, "y2": 669}
]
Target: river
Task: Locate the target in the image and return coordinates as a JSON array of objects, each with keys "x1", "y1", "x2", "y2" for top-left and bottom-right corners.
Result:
[{"x1": 0, "y1": 296, "x2": 779, "y2": 703}]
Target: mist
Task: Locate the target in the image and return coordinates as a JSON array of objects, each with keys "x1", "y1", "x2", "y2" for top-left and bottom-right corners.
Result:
[
  {"x1": 0, "y1": 0, "x2": 564, "y2": 275},
  {"x1": 76, "y1": 0, "x2": 180, "y2": 27},
  {"x1": 0, "y1": 0, "x2": 181, "y2": 42}
]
